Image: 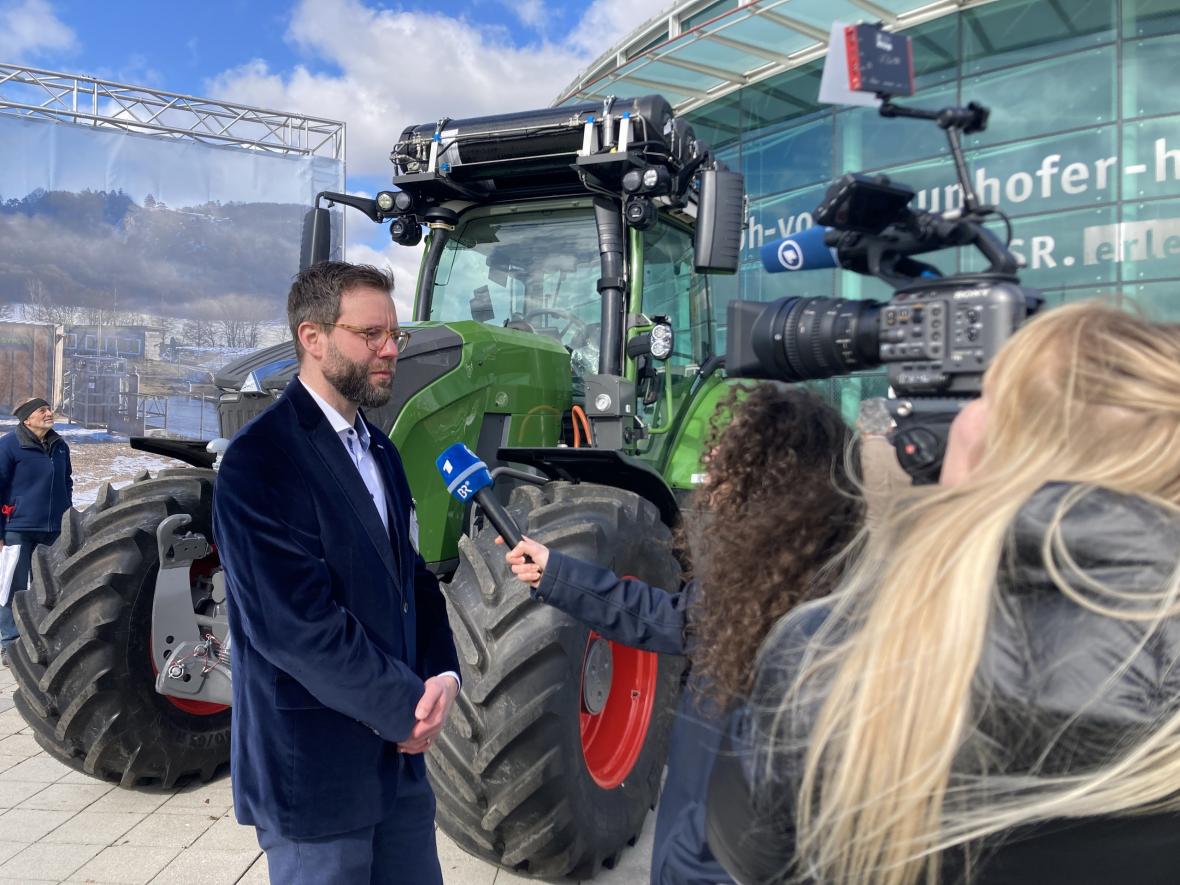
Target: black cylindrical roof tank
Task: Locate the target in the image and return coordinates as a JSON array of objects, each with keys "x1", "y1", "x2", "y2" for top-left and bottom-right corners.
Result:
[{"x1": 393, "y1": 95, "x2": 674, "y2": 173}]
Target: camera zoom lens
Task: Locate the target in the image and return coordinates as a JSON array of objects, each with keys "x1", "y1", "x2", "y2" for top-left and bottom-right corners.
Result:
[{"x1": 774, "y1": 296, "x2": 883, "y2": 381}]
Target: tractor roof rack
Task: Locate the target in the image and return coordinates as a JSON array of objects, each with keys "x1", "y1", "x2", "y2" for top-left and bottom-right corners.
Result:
[{"x1": 389, "y1": 95, "x2": 694, "y2": 204}]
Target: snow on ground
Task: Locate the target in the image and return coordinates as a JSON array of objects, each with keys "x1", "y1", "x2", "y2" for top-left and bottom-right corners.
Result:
[
  {"x1": 71, "y1": 449, "x2": 185, "y2": 507},
  {"x1": 0, "y1": 417, "x2": 189, "y2": 509}
]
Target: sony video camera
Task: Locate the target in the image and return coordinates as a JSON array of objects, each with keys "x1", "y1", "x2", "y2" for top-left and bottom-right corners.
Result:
[{"x1": 726, "y1": 26, "x2": 1040, "y2": 483}]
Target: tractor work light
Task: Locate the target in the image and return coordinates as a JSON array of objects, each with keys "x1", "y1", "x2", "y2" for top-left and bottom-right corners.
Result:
[
  {"x1": 376, "y1": 191, "x2": 396, "y2": 212},
  {"x1": 641, "y1": 166, "x2": 672, "y2": 194},
  {"x1": 649, "y1": 322, "x2": 673, "y2": 360},
  {"x1": 622, "y1": 165, "x2": 673, "y2": 196}
]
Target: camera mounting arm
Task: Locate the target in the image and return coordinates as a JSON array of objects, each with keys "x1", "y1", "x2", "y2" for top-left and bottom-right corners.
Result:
[{"x1": 878, "y1": 98, "x2": 989, "y2": 215}]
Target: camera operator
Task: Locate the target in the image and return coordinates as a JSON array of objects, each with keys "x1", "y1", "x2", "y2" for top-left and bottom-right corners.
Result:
[
  {"x1": 503, "y1": 385, "x2": 864, "y2": 884},
  {"x1": 707, "y1": 301, "x2": 1180, "y2": 885}
]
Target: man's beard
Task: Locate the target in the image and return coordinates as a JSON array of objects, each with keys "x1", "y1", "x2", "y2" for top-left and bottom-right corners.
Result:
[{"x1": 323, "y1": 342, "x2": 395, "y2": 408}]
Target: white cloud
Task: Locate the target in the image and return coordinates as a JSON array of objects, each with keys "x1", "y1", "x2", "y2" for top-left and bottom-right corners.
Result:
[
  {"x1": 205, "y1": 0, "x2": 676, "y2": 179},
  {"x1": 506, "y1": 0, "x2": 547, "y2": 30},
  {"x1": 345, "y1": 240, "x2": 423, "y2": 320},
  {"x1": 566, "y1": 0, "x2": 670, "y2": 55},
  {"x1": 0, "y1": 0, "x2": 76, "y2": 61}
]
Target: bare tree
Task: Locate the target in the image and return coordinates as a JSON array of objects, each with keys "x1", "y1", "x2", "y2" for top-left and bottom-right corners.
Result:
[
  {"x1": 216, "y1": 294, "x2": 277, "y2": 349},
  {"x1": 153, "y1": 313, "x2": 183, "y2": 359},
  {"x1": 23, "y1": 279, "x2": 82, "y2": 326},
  {"x1": 181, "y1": 318, "x2": 217, "y2": 349}
]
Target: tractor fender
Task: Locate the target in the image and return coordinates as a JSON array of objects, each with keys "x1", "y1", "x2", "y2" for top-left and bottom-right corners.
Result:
[{"x1": 495, "y1": 446, "x2": 680, "y2": 527}]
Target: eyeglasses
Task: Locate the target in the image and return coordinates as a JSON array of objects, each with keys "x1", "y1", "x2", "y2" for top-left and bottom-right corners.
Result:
[{"x1": 325, "y1": 322, "x2": 412, "y2": 352}]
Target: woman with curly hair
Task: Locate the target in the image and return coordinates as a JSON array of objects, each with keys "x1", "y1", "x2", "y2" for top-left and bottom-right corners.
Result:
[
  {"x1": 503, "y1": 383, "x2": 864, "y2": 884},
  {"x1": 706, "y1": 301, "x2": 1180, "y2": 885}
]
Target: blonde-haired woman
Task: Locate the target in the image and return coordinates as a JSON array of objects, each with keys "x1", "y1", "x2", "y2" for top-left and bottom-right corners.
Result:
[{"x1": 707, "y1": 301, "x2": 1180, "y2": 885}]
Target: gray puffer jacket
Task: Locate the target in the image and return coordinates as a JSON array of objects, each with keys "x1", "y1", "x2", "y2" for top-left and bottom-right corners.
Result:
[{"x1": 707, "y1": 482, "x2": 1180, "y2": 885}]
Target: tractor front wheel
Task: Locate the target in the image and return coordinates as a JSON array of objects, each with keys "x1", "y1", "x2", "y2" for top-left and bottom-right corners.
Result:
[
  {"x1": 428, "y1": 481, "x2": 684, "y2": 878},
  {"x1": 9, "y1": 470, "x2": 231, "y2": 787}
]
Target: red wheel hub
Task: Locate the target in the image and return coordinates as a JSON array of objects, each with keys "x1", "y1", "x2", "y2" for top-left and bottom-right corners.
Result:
[
  {"x1": 578, "y1": 622, "x2": 659, "y2": 789},
  {"x1": 151, "y1": 553, "x2": 229, "y2": 717}
]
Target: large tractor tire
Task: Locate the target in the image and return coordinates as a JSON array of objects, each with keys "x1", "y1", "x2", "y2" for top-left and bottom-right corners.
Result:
[
  {"x1": 428, "y1": 481, "x2": 685, "y2": 879},
  {"x1": 9, "y1": 469, "x2": 231, "y2": 787}
]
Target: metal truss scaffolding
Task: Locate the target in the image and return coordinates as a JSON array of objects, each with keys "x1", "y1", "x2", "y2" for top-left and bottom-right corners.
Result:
[{"x1": 0, "y1": 63, "x2": 343, "y2": 159}]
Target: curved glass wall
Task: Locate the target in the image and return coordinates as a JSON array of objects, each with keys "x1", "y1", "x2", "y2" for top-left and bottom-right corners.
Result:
[{"x1": 682, "y1": 0, "x2": 1180, "y2": 409}]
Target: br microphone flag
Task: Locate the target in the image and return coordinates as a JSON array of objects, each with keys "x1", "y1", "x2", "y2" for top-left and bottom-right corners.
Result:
[
  {"x1": 435, "y1": 443, "x2": 526, "y2": 548},
  {"x1": 435, "y1": 443, "x2": 492, "y2": 502},
  {"x1": 760, "y1": 225, "x2": 838, "y2": 273}
]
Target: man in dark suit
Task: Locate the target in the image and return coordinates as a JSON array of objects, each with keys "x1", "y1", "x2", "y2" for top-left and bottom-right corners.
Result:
[{"x1": 214, "y1": 262, "x2": 460, "y2": 885}]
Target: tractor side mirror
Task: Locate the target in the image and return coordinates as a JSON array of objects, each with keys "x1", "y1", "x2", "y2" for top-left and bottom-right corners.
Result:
[
  {"x1": 300, "y1": 206, "x2": 332, "y2": 270},
  {"x1": 694, "y1": 168, "x2": 745, "y2": 274},
  {"x1": 301, "y1": 191, "x2": 384, "y2": 270}
]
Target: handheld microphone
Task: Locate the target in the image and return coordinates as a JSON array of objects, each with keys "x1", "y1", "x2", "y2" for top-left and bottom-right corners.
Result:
[
  {"x1": 760, "y1": 225, "x2": 838, "y2": 273},
  {"x1": 435, "y1": 443, "x2": 524, "y2": 548}
]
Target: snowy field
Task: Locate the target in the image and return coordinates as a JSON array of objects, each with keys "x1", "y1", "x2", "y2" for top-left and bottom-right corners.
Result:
[{"x1": 0, "y1": 418, "x2": 187, "y2": 509}]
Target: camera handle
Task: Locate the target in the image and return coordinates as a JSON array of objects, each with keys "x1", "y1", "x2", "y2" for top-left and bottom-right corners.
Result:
[
  {"x1": 960, "y1": 220, "x2": 1021, "y2": 277},
  {"x1": 886, "y1": 398, "x2": 964, "y2": 486},
  {"x1": 837, "y1": 213, "x2": 1017, "y2": 287},
  {"x1": 876, "y1": 97, "x2": 1019, "y2": 277}
]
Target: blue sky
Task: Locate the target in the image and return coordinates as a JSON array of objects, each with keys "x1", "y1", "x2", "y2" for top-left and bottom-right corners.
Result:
[
  {"x1": 1, "y1": 0, "x2": 672, "y2": 293},
  {"x1": 35, "y1": 0, "x2": 591, "y2": 99}
]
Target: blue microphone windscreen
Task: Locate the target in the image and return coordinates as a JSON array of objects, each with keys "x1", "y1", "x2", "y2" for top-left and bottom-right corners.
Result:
[
  {"x1": 760, "y1": 226, "x2": 837, "y2": 273},
  {"x1": 435, "y1": 443, "x2": 493, "y2": 501}
]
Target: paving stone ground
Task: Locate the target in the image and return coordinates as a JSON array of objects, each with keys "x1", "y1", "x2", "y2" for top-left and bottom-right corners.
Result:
[{"x1": 0, "y1": 667, "x2": 651, "y2": 884}]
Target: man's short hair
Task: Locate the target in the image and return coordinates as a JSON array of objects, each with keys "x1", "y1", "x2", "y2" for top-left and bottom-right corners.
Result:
[{"x1": 287, "y1": 261, "x2": 395, "y2": 357}]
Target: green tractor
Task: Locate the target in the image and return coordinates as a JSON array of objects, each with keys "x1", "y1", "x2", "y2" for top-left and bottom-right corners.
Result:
[{"x1": 9, "y1": 94, "x2": 748, "y2": 877}]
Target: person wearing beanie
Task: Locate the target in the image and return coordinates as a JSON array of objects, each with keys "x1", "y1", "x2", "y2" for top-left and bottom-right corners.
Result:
[{"x1": 0, "y1": 398, "x2": 73, "y2": 665}]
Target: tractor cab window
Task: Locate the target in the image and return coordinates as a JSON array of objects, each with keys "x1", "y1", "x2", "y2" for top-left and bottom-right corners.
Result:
[
  {"x1": 640, "y1": 221, "x2": 710, "y2": 374},
  {"x1": 430, "y1": 208, "x2": 602, "y2": 380},
  {"x1": 633, "y1": 220, "x2": 712, "y2": 438}
]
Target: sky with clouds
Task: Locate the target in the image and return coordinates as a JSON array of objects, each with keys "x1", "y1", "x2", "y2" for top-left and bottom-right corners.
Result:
[{"x1": 1, "y1": 0, "x2": 676, "y2": 306}]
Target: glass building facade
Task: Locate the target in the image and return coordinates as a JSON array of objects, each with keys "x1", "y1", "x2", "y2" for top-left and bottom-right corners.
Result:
[{"x1": 610, "y1": 0, "x2": 1180, "y2": 408}]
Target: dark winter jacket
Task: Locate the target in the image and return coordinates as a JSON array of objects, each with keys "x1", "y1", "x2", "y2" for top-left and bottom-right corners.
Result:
[
  {"x1": 706, "y1": 483, "x2": 1180, "y2": 885},
  {"x1": 0, "y1": 424, "x2": 73, "y2": 536},
  {"x1": 535, "y1": 552, "x2": 735, "y2": 884}
]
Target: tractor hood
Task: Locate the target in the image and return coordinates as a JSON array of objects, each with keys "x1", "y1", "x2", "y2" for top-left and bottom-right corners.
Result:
[{"x1": 214, "y1": 324, "x2": 464, "y2": 438}]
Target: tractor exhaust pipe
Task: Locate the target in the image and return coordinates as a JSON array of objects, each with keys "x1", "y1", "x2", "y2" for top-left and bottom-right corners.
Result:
[{"x1": 593, "y1": 197, "x2": 625, "y2": 376}]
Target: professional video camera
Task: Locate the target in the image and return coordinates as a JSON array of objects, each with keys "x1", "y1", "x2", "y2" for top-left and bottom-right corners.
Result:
[{"x1": 726, "y1": 25, "x2": 1040, "y2": 483}]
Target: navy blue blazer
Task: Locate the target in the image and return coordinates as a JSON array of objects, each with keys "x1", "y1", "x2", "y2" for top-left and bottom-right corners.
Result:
[
  {"x1": 535, "y1": 552, "x2": 734, "y2": 884},
  {"x1": 213, "y1": 377, "x2": 459, "y2": 840}
]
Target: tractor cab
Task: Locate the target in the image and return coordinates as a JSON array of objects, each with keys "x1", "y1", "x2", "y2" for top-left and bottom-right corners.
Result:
[{"x1": 303, "y1": 94, "x2": 744, "y2": 499}]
